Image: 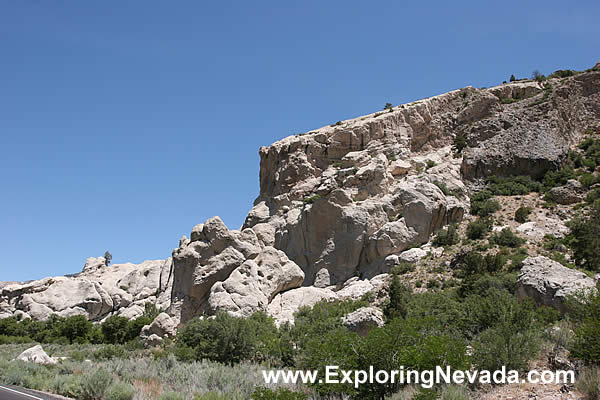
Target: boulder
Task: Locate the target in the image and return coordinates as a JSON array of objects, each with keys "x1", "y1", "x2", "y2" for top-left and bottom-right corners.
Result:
[
  {"x1": 549, "y1": 179, "x2": 584, "y2": 205},
  {"x1": 398, "y1": 248, "x2": 427, "y2": 264},
  {"x1": 342, "y1": 307, "x2": 385, "y2": 336},
  {"x1": 267, "y1": 287, "x2": 338, "y2": 326},
  {"x1": 82, "y1": 256, "x2": 106, "y2": 273},
  {"x1": 516, "y1": 256, "x2": 596, "y2": 312},
  {"x1": 207, "y1": 247, "x2": 304, "y2": 317},
  {"x1": 16, "y1": 345, "x2": 57, "y2": 365}
]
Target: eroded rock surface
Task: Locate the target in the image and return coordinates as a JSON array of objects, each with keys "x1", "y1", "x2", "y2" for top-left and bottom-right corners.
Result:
[{"x1": 516, "y1": 256, "x2": 596, "y2": 312}]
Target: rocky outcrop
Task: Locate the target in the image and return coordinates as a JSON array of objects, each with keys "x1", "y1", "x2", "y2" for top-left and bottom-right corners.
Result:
[
  {"x1": 549, "y1": 179, "x2": 584, "y2": 204},
  {"x1": 140, "y1": 312, "x2": 177, "y2": 347},
  {"x1": 0, "y1": 258, "x2": 173, "y2": 321},
  {"x1": 207, "y1": 247, "x2": 304, "y2": 317},
  {"x1": 16, "y1": 345, "x2": 57, "y2": 365},
  {"x1": 3, "y1": 69, "x2": 599, "y2": 330},
  {"x1": 462, "y1": 74, "x2": 600, "y2": 180},
  {"x1": 342, "y1": 307, "x2": 385, "y2": 336},
  {"x1": 516, "y1": 256, "x2": 596, "y2": 312}
]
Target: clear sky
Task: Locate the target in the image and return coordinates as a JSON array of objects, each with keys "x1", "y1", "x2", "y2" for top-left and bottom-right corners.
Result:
[{"x1": 1, "y1": 1, "x2": 598, "y2": 282}]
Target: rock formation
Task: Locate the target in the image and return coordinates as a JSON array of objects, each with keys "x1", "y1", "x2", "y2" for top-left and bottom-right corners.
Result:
[
  {"x1": 0, "y1": 258, "x2": 173, "y2": 321},
  {"x1": 516, "y1": 256, "x2": 596, "y2": 312},
  {"x1": 16, "y1": 345, "x2": 57, "y2": 365},
  {"x1": 2, "y1": 68, "x2": 600, "y2": 328}
]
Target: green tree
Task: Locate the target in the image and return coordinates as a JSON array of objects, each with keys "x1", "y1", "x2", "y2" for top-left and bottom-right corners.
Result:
[
  {"x1": 568, "y1": 203, "x2": 600, "y2": 272},
  {"x1": 384, "y1": 274, "x2": 412, "y2": 321},
  {"x1": 510, "y1": 74, "x2": 516, "y2": 82},
  {"x1": 101, "y1": 316, "x2": 130, "y2": 344},
  {"x1": 104, "y1": 251, "x2": 112, "y2": 266},
  {"x1": 60, "y1": 315, "x2": 92, "y2": 344}
]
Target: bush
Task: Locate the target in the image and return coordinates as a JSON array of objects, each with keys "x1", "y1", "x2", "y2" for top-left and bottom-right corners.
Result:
[
  {"x1": 433, "y1": 224, "x2": 460, "y2": 247},
  {"x1": 457, "y1": 272, "x2": 518, "y2": 298},
  {"x1": 384, "y1": 275, "x2": 412, "y2": 321},
  {"x1": 300, "y1": 318, "x2": 469, "y2": 399},
  {"x1": 251, "y1": 387, "x2": 308, "y2": 400},
  {"x1": 515, "y1": 206, "x2": 532, "y2": 223},
  {"x1": 48, "y1": 375, "x2": 84, "y2": 399},
  {"x1": 568, "y1": 203, "x2": 600, "y2": 272},
  {"x1": 101, "y1": 316, "x2": 130, "y2": 344},
  {"x1": 291, "y1": 299, "x2": 366, "y2": 352},
  {"x1": 470, "y1": 291, "x2": 542, "y2": 371},
  {"x1": 570, "y1": 289, "x2": 600, "y2": 364},
  {"x1": 470, "y1": 190, "x2": 501, "y2": 217},
  {"x1": 440, "y1": 385, "x2": 470, "y2": 400},
  {"x1": 159, "y1": 393, "x2": 185, "y2": 400},
  {"x1": 195, "y1": 392, "x2": 234, "y2": 400},
  {"x1": 576, "y1": 367, "x2": 600, "y2": 400},
  {"x1": 453, "y1": 134, "x2": 467, "y2": 154},
  {"x1": 466, "y1": 218, "x2": 491, "y2": 240},
  {"x1": 81, "y1": 368, "x2": 112, "y2": 400},
  {"x1": 452, "y1": 250, "x2": 506, "y2": 279},
  {"x1": 543, "y1": 168, "x2": 576, "y2": 189},
  {"x1": 105, "y1": 382, "x2": 136, "y2": 400},
  {"x1": 176, "y1": 312, "x2": 277, "y2": 365},
  {"x1": 486, "y1": 175, "x2": 542, "y2": 195},
  {"x1": 490, "y1": 228, "x2": 525, "y2": 248},
  {"x1": 93, "y1": 344, "x2": 126, "y2": 360}
]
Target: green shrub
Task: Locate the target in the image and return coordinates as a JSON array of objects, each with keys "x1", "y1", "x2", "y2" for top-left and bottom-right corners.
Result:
[
  {"x1": 195, "y1": 392, "x2": 234, "y2": 400},
  {"x1": 453, "y1": 134, "x2": 467, "y2": 154},
  {"x1": 490, "y1": 228, "x2": 525, "y2": 248},
  {"x1": 470, "y1": 191, "x2": 500, "y2": 217},
  {"x1": 440, "y1": 385, "x2": 470, "y2": 400},
  {"x1": 251, "y1": 387, "x2": 308, "y2": 400},
  {"x1": 292, "y1": 299, "x2": 366, "y2": 351},
  {"x1": 515, "y1": 206, "x2": 532, "y2": 223},
  {"x1": 543, "y1": 168, "x2": 576, "y2": 189},
  {"x1": 452, "y1": 250, "x2": 506, "y2": 278},
  {"x1": 300, "y1": 318, "x2": 469, "y2": 399},
  {"x1": 570, "y1": 289, "x2": 600, "y2": 364},
  {"x1": 101, "y1": 316, "x2": 130, "y2": 344},
  {"x1": 457, "y1": 272, "x2": 518, "y2": 298},
  {"x1": 568, "y1": 203, "x2": 600, "y2": 271},
  {"x1": 576, "y1": 367, "x2": 600, "y2": 400},
  {"x1": 81, "y1": 368, "x2": 112, "y2": 400},
  {"x1": 93, "y1": 344, "x2": 126, "y2": 360},
  {"x1": 392, "y1": 262, "x2": 416, "y2": 275},
  {"x1": 384, "y1": 275, "x2": 412, "y2": 321},
  {"x1": 433, "y1": 224, "x2": 460, "y2": 246},
  {"x1": 486, "y1": 175, "x2": 542, "y2": 195},
  {"x1": 426, "y1": 160, "x2": 436, "y2": 169},
  {"x1": 159, "y1": 393, "x2": 185, "y2": 400},
  {"x1": 466, "y1": 218, "x2": 491, "y2": 240},
  {"x1": 175, "y1": 312, "x2": 280, "y2": 365},
  {"x1": 105, "y1": 382, "x2": 136, "y2": 400},
  {"x1": 303, "y1": 194, "x2": 321, "y2": 204},
  {"x1": 580, "y1": 173, "x2": 599, "y2": 188},
  {"x1": 48, "y1": 375, "x2": 84, "y2": 399},
  {"x1": 470, "y1": 291, "x2": 542, "y2": 371},
  {"x1": 548, "y1": 69, "x2": 575, "y2": 79}
]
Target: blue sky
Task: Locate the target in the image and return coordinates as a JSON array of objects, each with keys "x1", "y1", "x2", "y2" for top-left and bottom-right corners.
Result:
[{"x1": 1, "y1": 1, "x2": 598, "y2": 281}]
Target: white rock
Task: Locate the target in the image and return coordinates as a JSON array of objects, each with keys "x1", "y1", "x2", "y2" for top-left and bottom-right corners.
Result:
[{"x1": 16, "y1": 345, "x2": 57, "y2": 365}]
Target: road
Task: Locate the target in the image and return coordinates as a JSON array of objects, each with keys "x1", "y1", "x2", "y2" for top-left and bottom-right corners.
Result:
[{"x1": 0, "y1": 385, "x2": 60, "y2": 400}]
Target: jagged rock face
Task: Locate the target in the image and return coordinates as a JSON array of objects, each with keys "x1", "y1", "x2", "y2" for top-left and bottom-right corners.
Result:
[
  {"x1": 0, "y1": 258, "x2": 173, "y2": 321},
  {"x1": 462, "y1": 73, "x2": 600, "y2": 179},
  {"x1": 168, "y1": 71, "x2": 600, "y2": 325},
  {"x1": 516, "y1": 256, "x2": 596, "y2": 312}
]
